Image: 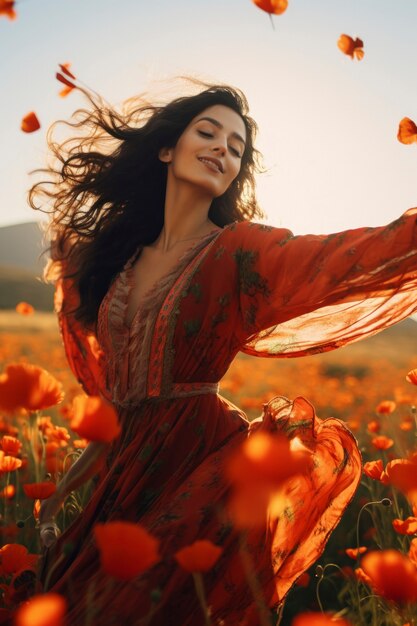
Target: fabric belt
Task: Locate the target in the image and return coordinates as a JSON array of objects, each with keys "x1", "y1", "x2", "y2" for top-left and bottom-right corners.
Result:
[
  {"x1": 147, "y1": 381, "x2": 220, "y2": 399},
  {"x1": 114, "y1": 383, "x2": 220, "y2": 408}
]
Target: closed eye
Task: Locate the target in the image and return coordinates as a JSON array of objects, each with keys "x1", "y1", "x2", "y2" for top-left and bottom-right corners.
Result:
[{"x1": 197, "y1": 130, "x2": 242, "y2": 158}]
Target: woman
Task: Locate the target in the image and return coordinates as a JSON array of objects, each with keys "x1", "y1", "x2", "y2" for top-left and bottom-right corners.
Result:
[{"x1": 30, "y1": 80, "x2": 417, "y2": 625}]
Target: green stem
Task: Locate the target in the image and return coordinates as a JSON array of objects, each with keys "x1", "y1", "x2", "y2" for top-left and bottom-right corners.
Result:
[
  {"x1": 29, "y1": 411, "x2": 41, "y2": 483},
  {"x1": 84, "y1": 577, "x2": 96, "y2": 626},
  {"x1": 192, "y1": 572, "x2": 211, "y2": 626},
  {"x1": 239, "y1": 532, "x2": 272, "y2": 626}
]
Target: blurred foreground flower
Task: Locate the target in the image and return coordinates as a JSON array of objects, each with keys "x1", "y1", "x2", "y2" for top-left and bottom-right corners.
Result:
[
  {"x1": 175, "y1": 540, "x2": 222, "y2": 573},
  {"x1": 14, "y1": 592, "x2": 67, "y2": 626},
  {"x1": 94, "y1": 521, "x2": 160, "y2": 580},
  {"x1": 398, "y1": 119, "x2": 417, "y2": 146},
  {"x1": 16, "y1": 302, "x2": 35, "y2": 315},
  {"x1": 252, "y1": 0, "x2": 288, "y2": 15},
  {"x1": 70, "y1": 395, "x2": 121, "y2": 442},
  {"x1": 0, "y1": 363, "x2": 64, "y2": 414},
  {"x1": 337, "y1": 34, "x2": 364, "y2": 60},
  {"x1": 0, "y1": 1, "x2": 16, "y2": 20},
  {"x1": 361, "y1": 549, "x2": 417, "y2": 605},
  {"x1": 226, "y1": 431, "x2": 309, "y2": 527},
  {"x1": 21, "y1": 111, "x2": 40, "y2": 133}
]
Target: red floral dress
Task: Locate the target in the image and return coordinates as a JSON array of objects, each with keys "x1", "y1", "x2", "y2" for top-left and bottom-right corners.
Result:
[{"x1": 39, "y1": 209, "x2": 417, "y2": 625}]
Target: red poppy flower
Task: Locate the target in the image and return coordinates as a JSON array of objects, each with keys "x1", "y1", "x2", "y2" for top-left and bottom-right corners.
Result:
[
  {"x1": 70, "y1": 395, "x2": 121, "y2": 443},
  {"x1": 93, "y1": 522, "x2": 160, "y2": 580},
  {"x1": 15, "y1": 302, "x2": 34, "y2": 315},
  {"x1": 21, "y1": 112, "x2": 40, "y2": 133},
  {"x1": 337, "y1": 35, "x2": 364, "y2": 60},
  {"x1": 385, "y1": 458, "x2": 417, "y2": 495},
  {"x1": 0, "y1": 484, "x2": 15, "y2": 499},
  {"x1": 45, "y1": 425, "x2": 70, "y2": 447},
  {"x1": 252, "y1": 0, "x2": 288, "y2": 16},
  {"x1": 375, "y1": 400, "x2": 396, "y2": 415},
  {"x1": 14, "y1": 592, "x2": 67, "y2": 626},
  {"x1": 392, "y1": 517, "x2": 417, "y2": 535},
  {"x1": 361, "y1": 550, "x2": 417, "y2": 605},
  {"x1": 0, "y1": 363, "x2": 64, "y2": 414},
  {"x1": 0, "y1": 451, "x2": 22, "y2": 473},
  {"x1": 363, "y1": 460, "x2": 384, "y2": 481},
  {"x1": 355, "y1": 566, "x2": 372, "y2": 586},
  {"x1": 371, "y1": 436, "x2": 394, "y2": 451},
  {"x1": 23, "y1": 482, "x2": 57, "y2": 500},
  {"x1": 408, "y1": 539, "x2": 417, "y2": 567},
  {"x1": 0, "y1": 435, "x2": 22, "y2": 456},
  {"x1": 367, "y1": 420, "x2": 380, "y2": 434},
  {"x1": 0, "y1": 544, "x2": 38, "y2": 575},
  {"x1": 175, "y1": 540, "x2": 223, "y2": 573},
  {"x1": 346, "y1": 547, "x2": 367, "y2": 560},
  {"x1": 398, "y1": 119, "x2": 417, "y2": 146}
]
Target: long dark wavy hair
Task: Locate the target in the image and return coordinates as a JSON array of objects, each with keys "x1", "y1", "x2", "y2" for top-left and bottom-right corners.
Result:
[{"x1": 29, "y1": 78, "x2": 265, "y2": 329}]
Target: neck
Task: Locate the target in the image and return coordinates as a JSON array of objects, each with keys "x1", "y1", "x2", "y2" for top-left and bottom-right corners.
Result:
[{"x1": 154, "y1": 181, "x2": 218, "y2": 252}]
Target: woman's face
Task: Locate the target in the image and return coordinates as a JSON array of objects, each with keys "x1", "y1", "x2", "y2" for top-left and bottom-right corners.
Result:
[{"x1": 159, "y1": 104, "x2": 247, "y2": 198}]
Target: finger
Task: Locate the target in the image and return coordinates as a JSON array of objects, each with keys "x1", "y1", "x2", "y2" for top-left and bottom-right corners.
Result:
[{"x1": 40, "y1": 528, "x2": 59, "y2": 548}]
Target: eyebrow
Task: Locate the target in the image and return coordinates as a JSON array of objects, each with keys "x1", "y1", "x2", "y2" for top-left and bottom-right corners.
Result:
[{"x1": 194, "y1": 116, "x2": 246, "y2": 147}]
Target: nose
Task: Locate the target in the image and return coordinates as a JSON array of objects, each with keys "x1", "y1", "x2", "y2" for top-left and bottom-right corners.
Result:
[{"x1": 211, "y1": 137, "x2": 227, "y2": 155}]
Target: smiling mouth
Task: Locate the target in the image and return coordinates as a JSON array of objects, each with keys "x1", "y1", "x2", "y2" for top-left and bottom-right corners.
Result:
[{"x1": 197, "y1": 157, "x2": 223, "y2": 174}]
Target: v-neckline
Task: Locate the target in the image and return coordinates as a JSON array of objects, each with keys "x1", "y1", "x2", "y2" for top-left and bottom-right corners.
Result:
[{"x1": 122, "y1": 226, "x2": 228, "y2": 333}]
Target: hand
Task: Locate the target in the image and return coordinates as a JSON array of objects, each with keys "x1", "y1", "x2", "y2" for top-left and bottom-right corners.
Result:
[
  {"x1": 38, "y1": 489, "x2": 65, "y2": 548},
  {"x1": 39, "y1": 520, "x2": 61, "y2": 548}
]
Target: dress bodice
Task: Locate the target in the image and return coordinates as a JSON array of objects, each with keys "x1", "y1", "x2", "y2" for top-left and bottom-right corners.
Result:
[{"x1": 96, "y1": 228, "x2": 231, "y2": 407}]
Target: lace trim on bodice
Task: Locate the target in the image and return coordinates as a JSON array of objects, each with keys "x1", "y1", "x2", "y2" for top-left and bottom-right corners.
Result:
[{"x1": 97, "y1": 229, "x2": 225, "y2": 406}]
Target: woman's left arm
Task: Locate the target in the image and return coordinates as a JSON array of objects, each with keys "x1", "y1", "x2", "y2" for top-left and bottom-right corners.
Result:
[
  {"x1": 233, "y1": 207, "x2": 417, "y2": 357},
  {"x1": 47, "y1": 240, "x2": 104, "y2": 396}
]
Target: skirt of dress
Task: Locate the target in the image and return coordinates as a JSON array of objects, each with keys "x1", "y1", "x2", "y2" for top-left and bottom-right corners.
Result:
[{"x1": 37, "y1": 392, "x2": 361, "y2": 626}]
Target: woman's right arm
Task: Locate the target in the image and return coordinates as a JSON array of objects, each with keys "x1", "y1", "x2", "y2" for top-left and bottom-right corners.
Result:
[{"x1": 39, "y1": 440, "x2": 109, "y2": 547}]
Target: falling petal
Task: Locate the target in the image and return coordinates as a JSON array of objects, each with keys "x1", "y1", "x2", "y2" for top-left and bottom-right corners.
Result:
[
  {"x1": 21, "y1": 112, "x2": 40, "y2": 133},
  {"x1": 398, "y1": 118, "x2": 417, "y2": 145}
]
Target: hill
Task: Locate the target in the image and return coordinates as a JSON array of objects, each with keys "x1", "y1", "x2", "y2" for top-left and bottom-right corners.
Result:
[
  {"x1": 0, "y1": 221, "x2": 54, "y2": 310},
  {"x1": 0, "y1": 221, "x2": 47, "y2": 273},
  {"x1": 0, "y1": 265, "x2": 54, "y2": 311}
]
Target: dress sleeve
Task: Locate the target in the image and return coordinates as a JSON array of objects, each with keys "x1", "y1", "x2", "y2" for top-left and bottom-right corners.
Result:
[
  {"x1": 234, "y1": 207, "x2": 417, "y2": 357},
  {"x1": 48, "y1": 243, "x2": 103, "y2": 396}
]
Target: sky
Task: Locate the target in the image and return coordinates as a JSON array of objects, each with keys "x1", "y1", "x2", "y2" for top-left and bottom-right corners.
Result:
[{"x1": 1, "y1": 0, "x2": 416, "y2": 235}]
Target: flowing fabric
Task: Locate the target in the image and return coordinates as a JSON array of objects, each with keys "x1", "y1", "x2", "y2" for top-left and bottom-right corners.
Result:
[{"x1": 38, "y1": 209, "x2": 417, "y2": 625}]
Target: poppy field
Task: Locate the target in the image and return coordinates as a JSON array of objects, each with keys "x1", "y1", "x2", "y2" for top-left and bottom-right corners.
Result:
[
  {"x1": 2, "y1": 0, "x2": 417, "y2": 624},
  {"x1": 1, "y1": 309, "x2": 417, "y2": 625}
]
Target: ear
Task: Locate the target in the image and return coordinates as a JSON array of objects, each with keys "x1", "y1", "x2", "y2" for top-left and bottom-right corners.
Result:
[{"x1": 158, "y1": 147, "x2": 173, "y2": 163}]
